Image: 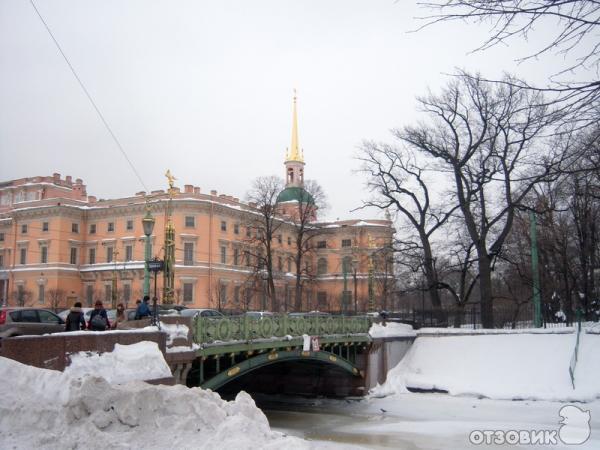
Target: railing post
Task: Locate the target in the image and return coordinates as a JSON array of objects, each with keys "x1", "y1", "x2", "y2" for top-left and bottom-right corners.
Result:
[{"x1": 244, "y1": 315, "x2": 249, "y2": 341}]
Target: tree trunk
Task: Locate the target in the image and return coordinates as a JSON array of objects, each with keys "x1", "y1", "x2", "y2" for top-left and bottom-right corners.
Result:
[{"x1": 477, "y1": 252, "x2": 494, "y2": 328}]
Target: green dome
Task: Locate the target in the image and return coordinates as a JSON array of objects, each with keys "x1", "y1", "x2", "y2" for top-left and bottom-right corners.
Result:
[{"x1": 276, "y1": 186, "x2": 315, "y2": 204}]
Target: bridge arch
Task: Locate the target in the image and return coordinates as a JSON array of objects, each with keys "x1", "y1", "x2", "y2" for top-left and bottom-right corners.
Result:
[{"x1": 200, "y1": 349, "x2": 362, "y2": 391}]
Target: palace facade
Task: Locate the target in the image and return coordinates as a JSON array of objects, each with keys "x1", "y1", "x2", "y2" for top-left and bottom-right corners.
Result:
[{"x1": 0, "y1": 99, "x2": 394, "y2": 312}]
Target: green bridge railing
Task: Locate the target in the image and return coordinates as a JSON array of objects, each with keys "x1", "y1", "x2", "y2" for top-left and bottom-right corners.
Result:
[{"x1": 194, "y1": 314, "x2": 373, "y2": 345}]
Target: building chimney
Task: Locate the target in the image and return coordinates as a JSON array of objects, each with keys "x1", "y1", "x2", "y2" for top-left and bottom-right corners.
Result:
[
  {"x1": 53, "y1": 173, "x2": 60, "y2": 182},
  {"x1": 184, "y1": 184, "x2": 193, "y2": 194},
  {"x1": 210, "y1": 190, "x2": 217, "y2": 196},
  {"x1": 193, "y1": 187, "x2": 201, "y2": 195},
  {"x1": 65, "y1": 175, "x2": 72, "y2": 184},
  {"x1": 88, "y1": 196, "x2": 97, "y2": 203}
]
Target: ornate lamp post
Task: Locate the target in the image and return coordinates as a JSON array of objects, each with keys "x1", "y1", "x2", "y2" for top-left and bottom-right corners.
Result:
[{"x1": 142, "y1": 207, "x2": 155, "y2": 298}]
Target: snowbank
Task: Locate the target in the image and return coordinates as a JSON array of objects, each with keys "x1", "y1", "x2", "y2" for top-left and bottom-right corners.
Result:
[
  {"x1": 372, "y1": 332, "x2": 600, "y2": 402},
  {"x1": 64, "y1": 341, "x2": 172, "y2": 383},
  {"x1": 369, "y1": 322, "x2": 416, "y2": 338},
  {"x1": 0, "y1": 343, "x2": 311, "y2": 449}
]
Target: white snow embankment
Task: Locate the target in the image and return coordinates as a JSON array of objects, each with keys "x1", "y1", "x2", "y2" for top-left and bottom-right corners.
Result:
[
  {"x1": 0, "y1": 342, "x2": 311, "y2": 450},
  {"x1": 372, "y1": 332, "x2": 600, "y2": 402},
  {"x1": 64, "y1": 341, "x2": 172, "y2": 383},
  {"x1": 369, "y1": 322, "x2": 416, "y2": 338}
]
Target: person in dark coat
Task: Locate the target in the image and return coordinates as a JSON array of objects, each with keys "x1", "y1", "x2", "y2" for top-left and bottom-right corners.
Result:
[
  {"x1": 65, "y1": 301, "x2": 86, "y2": 331},
  {"x1": 134, "y1": 296, "x2": 151, "y2": 320},
  {"x1": 89, "y1": 300, "x2": 110, "y2": 331}
]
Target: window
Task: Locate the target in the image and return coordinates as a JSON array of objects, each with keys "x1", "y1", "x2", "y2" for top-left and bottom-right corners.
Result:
[
  {"x1": 317, "y1": 240, "x2": 327, "y2": 249},
  {"x1": 317, "y1": 291, "x2": 327, "y2": 309},
  {"x1": 107, "y1": 222, "x2": 115, "y2": 232},
  {"x1": 234, "y1": 285, "x2": 241, "y2": 305},
  {"x1": 183, "y1": 283, "x2": 194, "y2": 303},
  {"x1": 341, "y1": 239, "x2": 352, "y2": 248},
  {"x1": 0, "y1": 232, "x2": 4, "y2": 241},
  {"x1": 317, "y1": 257, "x2": 328, "y2": 275},
  {"x1": 246, "y1": 227, "x2": 251, "y2": 238},
  {"x1": 21, "y1": 224, "x2": 27, "y2": 234},
  {"x1": 278, "y1": 256, "x2": 283, "y2": 271},
  {"x1": 39, "y1": 310, "x2": 59, "y2": 324},
  {"x1": 19, "y1": 248, "x2": 27, "y2": 265},
  {"x1": 244, "y1": 289, "x2": 253, "y2": 308},
  {"x1": 342, "y1": 256, "x2": 353, "y2": 273},
  {"x1": 125, "y1": 245, "x2": 133, "y2": 261},
  {"x1": 220, "y1": 246, "x2": 226, "y2": 264},
  {"x1": 106, "y1": 247, "x2": 114, "y2": 263},
  {"x1": 126, "y1": 219, "x2": 133, "y2": 231},
  {"x1": 89, "y1": 248, "x2": 96, "y2": 265},
  {"x1": 38, "y1": 284, "x2": 45, "y2": 305},
  {"x1": 42, "y1": 222, "x2": 49, "y2": 232},
  {"x1": 70, "y1": 248, "x2": 78, "y2": 265},
  {"x1": 0, "y1": 254, "x2": 3, "y2": 268},
  {"x1": 89, "y1": 224, "x2": 96, "y2": 234},
  {"x1": 233, "y1": 248, "x2": 239, "y2": 266},
  {"x1": 287, "y1": 236, "x2": 291, "y2": 246},
  {"x1": 234, "y1": 223, "x2": 239, "y2": 234},
  {"x1": 86, "y1": 285, "x2": 94, "y2": 307},
  {"x1": 219, "y1": 283, "x2": 227, "y2": 305},
  {"x1": 184, "y1": 242, "x2": 194, "y2": 266},
  {"x1": 277, "y1": 234, "x2": 282, "y2": 244},
  {"x1": 185, "y1": 216, "x2": 195, "y2": 228},
  {"x1": 287, "y1": 258, "x2": 292, "y2": 272},
  {"x1": 245, "y1": 251, "x2": 251, "y2": 267},
  {"x1": 71, "y1": 223, "x2": 79, "y2": 233},
  {"x1": 123, "y1": 284, "x2": 131, "y2": 303},
  {"x1": 40, "y1": 246, "x2": 48, "y2": 264},
  {"x1": 17, "y1": 285, "x2": 24, "y2": 306},
  {"x1": 221, "y1": 221, "x2": 227, "y2": 232},
  {"x1": 105, "y1": 284, "x2": 112, "y2": 303}
]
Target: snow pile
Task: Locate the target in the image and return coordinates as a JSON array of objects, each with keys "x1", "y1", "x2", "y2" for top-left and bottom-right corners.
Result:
[
  {"x1": 0, "y1": 345, "x2": 311, "y2": 449},
  {"x1": 373, "y1": 333, "x2": 600, "y2": 402},
  {"x1": 65, "y1": 341, "x2": 172, "y2": 383},
  {"x1": 369, "y1": 321, "x2": 416, "y2": 338}
]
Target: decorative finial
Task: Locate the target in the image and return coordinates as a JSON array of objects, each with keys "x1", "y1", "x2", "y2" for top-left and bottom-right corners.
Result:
[{"x1": 287, "y1": 89, "x2": 303, "y2": 163}]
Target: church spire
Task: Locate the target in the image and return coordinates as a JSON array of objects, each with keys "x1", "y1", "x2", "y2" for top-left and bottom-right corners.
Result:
[
  {"x1": 283, "y1": 89, "x2": 305, "y2": 188},
  {"x1": 287, "y1": 89, "x2": 304, "y2": 163}
]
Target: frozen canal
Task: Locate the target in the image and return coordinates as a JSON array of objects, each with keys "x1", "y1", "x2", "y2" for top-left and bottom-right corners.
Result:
[{"x1": 262, "y1": 393, "x2": 600, "y2": 449}]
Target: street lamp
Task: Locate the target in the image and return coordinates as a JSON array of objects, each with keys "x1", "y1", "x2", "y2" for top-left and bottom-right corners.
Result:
[
  {"x1": 142, "y1": 208, "x2": 155, "y2": 298},
  {"x1": 352, "y1": 258, "x2": 358, "y2": 315}
]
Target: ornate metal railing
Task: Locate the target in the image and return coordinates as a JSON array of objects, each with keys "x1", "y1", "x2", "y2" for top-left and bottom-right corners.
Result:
[{"x1": 193, "y1": 314, "x2": 373, "y2": 345}]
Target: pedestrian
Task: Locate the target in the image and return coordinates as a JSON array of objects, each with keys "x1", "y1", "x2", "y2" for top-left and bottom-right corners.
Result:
[
  {"x1": 134, "y1": 296, "x2": 151, "y2": 320},
  {"x1": 65, "y1": 301, "x2": 86, "y2": 331},
  {"x1": 112, "y1": 303, "x2": 126, "y2": 329},
  {"x1": 89, "y1": 300, "x2": 110, "y2": 331}
]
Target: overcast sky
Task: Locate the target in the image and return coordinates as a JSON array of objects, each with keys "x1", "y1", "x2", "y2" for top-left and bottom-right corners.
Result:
[{"x1": 0, "y1": 0, "x2": 560, "y2": 221}]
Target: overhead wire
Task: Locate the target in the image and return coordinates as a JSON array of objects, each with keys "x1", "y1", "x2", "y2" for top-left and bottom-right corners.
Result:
[{"x1": 28, "y1": 0, "x2": 149, "y2": 193}]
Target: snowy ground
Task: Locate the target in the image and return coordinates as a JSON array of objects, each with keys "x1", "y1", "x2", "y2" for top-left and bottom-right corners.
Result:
[{"x1": 267, "y1": 393, "x2": 600, "y2": 449}]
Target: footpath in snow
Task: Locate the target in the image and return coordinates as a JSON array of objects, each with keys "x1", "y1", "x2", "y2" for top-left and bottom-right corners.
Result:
[
  {"x1": 0, "y1": 341, "x2": 317, "y2": 450},
  {"x1": 372, "y1": 330, "x2": 600, "y2": 402}
]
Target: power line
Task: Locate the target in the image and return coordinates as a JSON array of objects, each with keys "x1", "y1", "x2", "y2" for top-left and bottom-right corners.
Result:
[{"x1": 28, "y1": 0, "x2": 149, "y2": 192}]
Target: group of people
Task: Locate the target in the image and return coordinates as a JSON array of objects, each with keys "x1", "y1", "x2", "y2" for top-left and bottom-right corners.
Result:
[{"x1": 64, "y1": 296, "x2": 153, "y2": 332}]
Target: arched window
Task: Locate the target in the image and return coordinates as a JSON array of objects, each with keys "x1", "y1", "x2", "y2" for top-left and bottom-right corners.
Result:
[{"x1": 317, "y1": 257, "x2": 328, "y2": 275}]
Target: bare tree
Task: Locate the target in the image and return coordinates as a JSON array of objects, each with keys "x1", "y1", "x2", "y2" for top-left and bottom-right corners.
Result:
[
  {"x1": 397, "y1": 73, "x2": 559, "y2": 327},
  {"x1": 46, "y1": 288, "x2": 66, "y2": 312},
  {"x1": 11, "y1": 288, "x2": 33, "y2": 307},
  {"x1": 284, "y1": 179, "x2": 329, "y2": 311},
  {"x1": 244, "y1": 176, "x2": 285, "y2": 310},
  {"x1": 420, "y1": 1, "x2": 600, "y2": 128},
  {"x1": 359, "y1": 144, "x2": 458, "y2": 315}
]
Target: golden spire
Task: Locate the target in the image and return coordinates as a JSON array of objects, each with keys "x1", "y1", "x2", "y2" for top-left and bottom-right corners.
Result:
[{"x1": 287, "y1": 89, "x2": 304, "y2": 163}]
